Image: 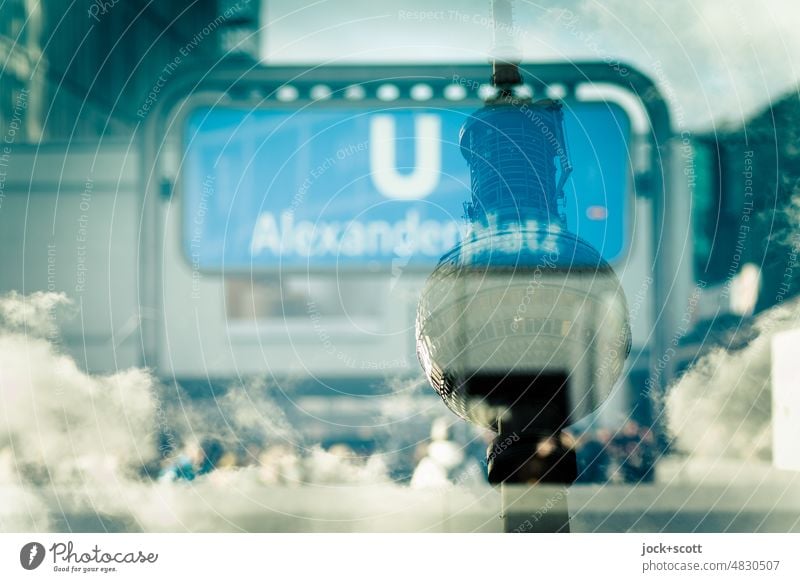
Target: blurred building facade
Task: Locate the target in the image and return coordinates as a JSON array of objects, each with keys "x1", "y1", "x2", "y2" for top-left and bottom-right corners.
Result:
[
  {"x1": 0, "y1": 0, "x2": 260, "y2": 140},
  {"x1": 694, "y1": 93, "x2": 800, "y2": 311},
  {"x1": 674, "y1": 91, "x2": 800, "y2": 375}
]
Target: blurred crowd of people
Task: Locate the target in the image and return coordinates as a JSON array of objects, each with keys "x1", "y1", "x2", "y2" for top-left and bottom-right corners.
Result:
[
  {"x1": 571, "y1": 421, "x2": 657, "y2": 484},
  {"x1": 146, "y1": 419, "x2": 657, "y2": 487},
  {"x1": 150, "y1": 439, "x2": 389, "y2": 486}
]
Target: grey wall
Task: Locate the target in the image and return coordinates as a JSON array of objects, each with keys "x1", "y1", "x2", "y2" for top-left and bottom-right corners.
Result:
[{"x1": 0, "y1": 142, "x2": 142, "y2": 372}]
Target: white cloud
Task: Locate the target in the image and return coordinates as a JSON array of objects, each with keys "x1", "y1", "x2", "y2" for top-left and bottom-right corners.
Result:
[
  {"x1": 665, "y1": 298, "x2": 800, "y2": 461},
  {"x1": 0, "y1": 292, "x2": 394, "y2": 532}
]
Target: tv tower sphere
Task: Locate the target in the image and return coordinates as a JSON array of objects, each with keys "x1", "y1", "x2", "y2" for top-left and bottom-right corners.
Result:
[{"x1": 415, "y1": 93, "x2": 631, "y2": 481}]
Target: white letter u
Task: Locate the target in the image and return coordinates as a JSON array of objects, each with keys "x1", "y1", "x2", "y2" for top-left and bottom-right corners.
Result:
[{"x1": 369, "y1": 114, "x2": 441, "y2": 200}]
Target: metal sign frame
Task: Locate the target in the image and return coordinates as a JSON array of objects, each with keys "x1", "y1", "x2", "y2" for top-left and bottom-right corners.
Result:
[{"x1": 139, "y1": 61, "x2": 673, "y2": 390}]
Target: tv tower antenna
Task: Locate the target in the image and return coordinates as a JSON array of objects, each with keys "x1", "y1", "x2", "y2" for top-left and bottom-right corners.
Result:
[{"x1": 490, "y1": 0, "x2": 522, "y2": 92}]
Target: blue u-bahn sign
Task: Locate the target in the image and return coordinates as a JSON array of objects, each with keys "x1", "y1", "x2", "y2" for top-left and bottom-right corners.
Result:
[{"x1": 182, "y1": 101, "x2": 630, "y2": 270}]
